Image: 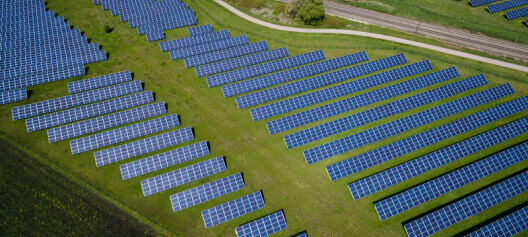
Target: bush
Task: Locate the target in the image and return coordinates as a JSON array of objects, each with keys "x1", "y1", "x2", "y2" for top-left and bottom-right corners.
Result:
[
  {"x1": 272, "y1": 2, "x2": 287, "y2": 15},
  {"x1": 321, "y1": 15, "x2": 347, "y2": 28},
  {"x1": 286, "y1": 0, "x2": 325, "y2": 26},
  {"x1": 226, "y1": 0, "x2": 265, "y2": 9}
]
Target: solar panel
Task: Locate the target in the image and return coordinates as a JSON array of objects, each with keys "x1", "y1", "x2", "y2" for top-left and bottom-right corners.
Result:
[
  {"x1": 135, "y1": 13, "x2": 196, "y2": 34},
  {"x1": 206, "y1": 50, "x2": 325, "y2": 88},
  {"x1": 2, "y1": 34, "x2": 87, "y2": 57},
  {"x1": 26, "y1": 91, "x2": 154, "y2": 132},
  {"x1": 170, "y1": 173, "x2": 245, "y2": 212},
  {"x1": 470, "y1": 0, "x2": 502, "y2": 7},
  {"x1": 302, "y1": 74, "x2": 497, "y2": 164},
  {"x1": 487, "y1": 0, "x2": 528, "y2": 13},
  {"x1": 129, "y1": 9, "x2": 194, "y2": 28},
  {"x1": 0, "y1": 88, "x2": 27, "y2": 105},
  {"x1": 195, "y1": 47, "x2": 289, "y2": 77},
  {"x1": 120, "y1": 140, "x2": 210, "y2": 180},
  {"x1": 403, "y1": 171, "x2": 528, "y2": 237},
  {"x1": 201, "y1": 191, "x2": 265, "y2": 229},
  {"x1": 375, "y1": 139, "x2": 528, "y2": 221},
  {"x1": 169, "y1": 35, "x2": 249, "y2": 60},
  {"x1": 466, "y1": 206, "x2": 528, "y2": 237},
  {"x1": 283, "y1": 71, "x2": 476, "y2": 149},
  {"x1": 293, "y1": 232, "x2": 308, "y2": 237},
  {"x1": 326, "y1": 94, "x2": 528, "y2": 181},
  {"x1": 184, "y1": 41, "x2": 269, "y2": 68},
  {"x1": 0, "y1": 65, "x2": 85, "y2": 93},
  {"x1": 146, "y1": 30, "x2": 165, "y2": 42},
  {"x1": 70, "y1": 114, "x2": 180, "y2": 154},
  {"x1": 253, "y1": 60, "x2": 432, "y2": 122},
  {"x1": 95, "y1": 126, "x2": 193, "y2": 167},
  {"x1": 505, "y1": 6, "x2": 528, "y2": 19},
  {"x1": 352, "y1": 115, "x2": 528, "y2": 202},
  {"x1": 141, "y1": 156, "x2": 226, "y2": 196},
  {"x1": 68, "y1": 71, "x2": 132, "y2": 94},
  {"x1": 235, "y1": 53, "x2": 407, "y2": 109},
  {"x1": 224, "y1": 51, "x2": 370, "y2": 99},
  {"x1": 188, "y1": 24, "x2": 213, "y2": 36},
  {"x1": 235, "y1": 211, "x2": 288, "y2": 237},
  {"x1": 47, "y1": 102, "x2": 166, "y2": 143},
  {"x1": 12, "y1": 80, "x2": 142, "y2": 120},
  {"x1": 160, "y1": 30, "x2": 230, "y2": 52}
]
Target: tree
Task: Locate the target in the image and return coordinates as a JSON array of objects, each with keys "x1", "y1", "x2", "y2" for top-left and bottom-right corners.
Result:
[{"x1": 286, "y1": 0, "x2": 325, "y2": 26}]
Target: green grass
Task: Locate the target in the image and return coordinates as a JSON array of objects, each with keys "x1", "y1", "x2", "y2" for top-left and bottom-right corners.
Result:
[
  {"x1": 1, "y1": 0, "x2": 528, "y2": 236},
  {"x1": 333, "y1": 0, "x2": 528, "y2": 45}
]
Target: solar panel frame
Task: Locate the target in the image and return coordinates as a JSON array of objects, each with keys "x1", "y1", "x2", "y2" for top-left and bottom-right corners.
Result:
[
  {"x1": 0, "y1": 88, "x2": 27, "y2": 105},
  {"x1": 235, "y1": 211, "x2": 288, "y2": 237},
  {"x1": 201, "y1": 191, "x2": 265, "y2": 229}
]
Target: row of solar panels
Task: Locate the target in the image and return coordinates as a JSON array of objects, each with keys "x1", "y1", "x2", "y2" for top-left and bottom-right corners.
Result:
[
  {"x1": 0, "y1": 0, "x2": 107, "y2": 105},
  {"x1": 93, "y1": 0, "x2": 197, "y2": 42},
  {"x1": 163, "y1": 23, "x2": 528, "y2": 236},
  {"x1": 469, "y1": 0, "x2": 528, "y2": 22}
]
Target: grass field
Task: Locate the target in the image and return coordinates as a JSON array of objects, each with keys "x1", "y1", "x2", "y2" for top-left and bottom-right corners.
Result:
[
  {"x1": 333, "y1": 0, "x2": 528, "y2": 45},
  {"x1": 1, "y1": 0, "x2": 528, "y2": 236}
]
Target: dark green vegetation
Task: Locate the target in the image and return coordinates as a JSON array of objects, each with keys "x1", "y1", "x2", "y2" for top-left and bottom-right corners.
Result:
[
  {"x1": 285, "y1": 0, "x2": 326, "y2": 25},
  {"x1": 0, "y1": 137, "x2": 154, "y2": 236},
  {"x1": 334, "y1": 0, "x2": 528, "y2": 45},
  {"x1": 1, "y1": 0, "x2": 528, "y2": 236}
]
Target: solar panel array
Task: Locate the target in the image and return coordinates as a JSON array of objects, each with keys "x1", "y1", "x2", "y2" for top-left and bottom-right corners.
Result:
[
  {"x1": 201, "y1": 191, "x2": 265, "y2": 228},
  {"x1": 466, "y1": 206, "x2": 528, "y2": 237},
  {"x1": 170, "y1": 173, "x2": 245, "y2": 212},
  {"x1": 206, "y1": 50, "x2": 325, "y2": 88},
  {"x1": 94, "y1": 0, "x2": 197, "y2": 42},
  {"x1": 141, "y1": 156, "x2": 226, "y2": 196},
  {"x1": 184, "y1": 41, "x2": 269, "y2": 68},
  {"x1": 252, "y1": 60, "x2": 433, "y2": 122},
  {"x1": 47, "y1": 102, "x2": 166, "y2": 143},
  {"x1": 120, "y1": 140, "x2": 210, "y2": 180},
  {"x1": 302, "y1": 74, "x2": 497, "y2": 164},
  {"x1": 326, "y1": 95, "x2": 528, "y2": 181},
  {"x1": 68, "y1": 71, "x2": 132, "y2": 94},
  {"x1": 0, "y1": 88, "x2": 27, "y2": 105},
  {"x1": 0, "y1": 65, "x2": 86, "y2": 93},
  {"x1": 70, "y1": 114, "x2": 180, "y2": 154},
  {"x1": 235, "y1": 53, "x2": 407, "y2": 109},
  {"x1": 12, "y1": 80, "x2": 143, "y2": 120},
  {"x1": 235, "y1": 211, "x2": 288, "y2": 237},
  {"x1": 160, "y1": 30, "x2": 230, "y2": 52},
  {"x1": 265, "y1": 63, "x2": 456, "y2": 136},
  {"x1": 195, "y1": 47, "x2": 289, "y2": 77},
  {"x1": 95, "y1": 126, "x2": 193, "y2": 167},
  {"x1": 375, "y1": 139, "x2": 528, "y2": 221},
  {"x1": 487, "y1": 0, "x2": 528, "y2": 13},
  {"x1": 188, "y1": 24, "x2": 213, "y2": 36},
  {"x1": 351, "y1": 115, "x2": 528, "y2": 202},
  {"x1": 26, "y1": 91, "x2": 154, "y2": 132},
  {"x1": 470, "y1": 0, "x2": 501, "y2": 7},
  {"x1": 506, "y1": 6, "x2": 528, "y2": 19},
  {"x1": 224, "y1": 51, "x2": 370, "y2": 99},
  {"x1": 169, "y1": 36, "x2": 249, "y2": 60},
  {"x1": 404, "y1": 171, "x2": 528, "y2": 237}
]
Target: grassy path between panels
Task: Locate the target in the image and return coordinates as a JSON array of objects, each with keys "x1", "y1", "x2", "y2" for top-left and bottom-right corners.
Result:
[{"x1": 0, "y1": 0, "x2": 527, "y2": 236}]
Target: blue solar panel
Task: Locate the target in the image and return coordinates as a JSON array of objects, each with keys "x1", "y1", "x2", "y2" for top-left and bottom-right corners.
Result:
[
  {"x1": 184, "y1": 41, "x2": 269, "y2": 68},
  {"x1": 169, "y1": 35, "x2": 249, "y2": 60},
  {"x1": 0, "y1": 88, "x2": 27, "y2": 105},
  {"x1": 206, "y1": 50, "x2": 325, "y2": 88},
  {"x1": 130, "y1": 9, "x2": 195, "y2": 29},
  {"x1": 120, "y1": 140, "x2": 210, "y2": 180},
  {"x1": 302, "y1": 74, "x2": 497, "y2": 164},
  {"x1": 70, "y1": 114, "x2": 180, "y2": 154},
  {"x1": 0, "y1": 42, "x2": 96, "y2": 68},
  {"x1": 487, "y1": 0, "x2": 528, "y2": 13},
  {"x1": 470, "y1": 0, "x2": 502, "y2": 7},
  {"x1": 375, "y1": 139, "x2": 528, "y2": 221},
  {"x1": 0, "y1": 65, "x2": 80, "y2": 93},
  {"x1": 224, "y1": 51, "x2": 370, "y2": 99},
  {"x1": 1, "y1": 34, "x2": 87, "y2": 57},
  {"x1": 404, "y1": 171, "x2": 528, "y2": 237},
  {"x1": 47, "y1": 102, "x2": 166, "y2": 143},
  {"x1": 326, "y1": 94, "x2": 528, "y2": 181},
  {"x1": 95, "y1": 126, "x2": 193, "y2": 167},
  {"x1": 68, "y1": 71, "x2": 132, "y2": 94},
  {"x1": 235, "y1": 211, "x2": 288, "y2": 237},
  {"x1": 141, "y1": 156, "x2": 226, "y2": 196},
  {"x1": 293, "y1": 233, "x2": 308, "y2": 237},
  {"x1": 26, "y1": 91, "x2": 154, "y2": 132},
  {"x1": 352, "y1": 115, "x2": 528, "y2": 202},
  {"x1": 12, "y1": 80, "x2": 142, "y2": 120},
  {"x1": 188, "y1": 24, "x2": 213, "y2": 36},
  {"x1": 506, "y1": 6, "x2": 528, "y2": 19},
  {"x1": 466, "y1": 206, "x2": 528, "y2": 237},
  {"x1": 202, "y1": 191, "x2": 265, "y2": 229},
  {"x1": 195, "y1": 47, "x2": 289, "y2": 77},
  {"x1": 235, "y1": 53, "x2": 407, "y2": 109},
  {"x1": 159, "y1": 30, "x2": 230, "y2": 52},
  {"x1": 170, "y1": 173, "x2": 244, "y2": 211},
  {"x1": 253, "y1": 60, "x2": 432, "y2": 122}
]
